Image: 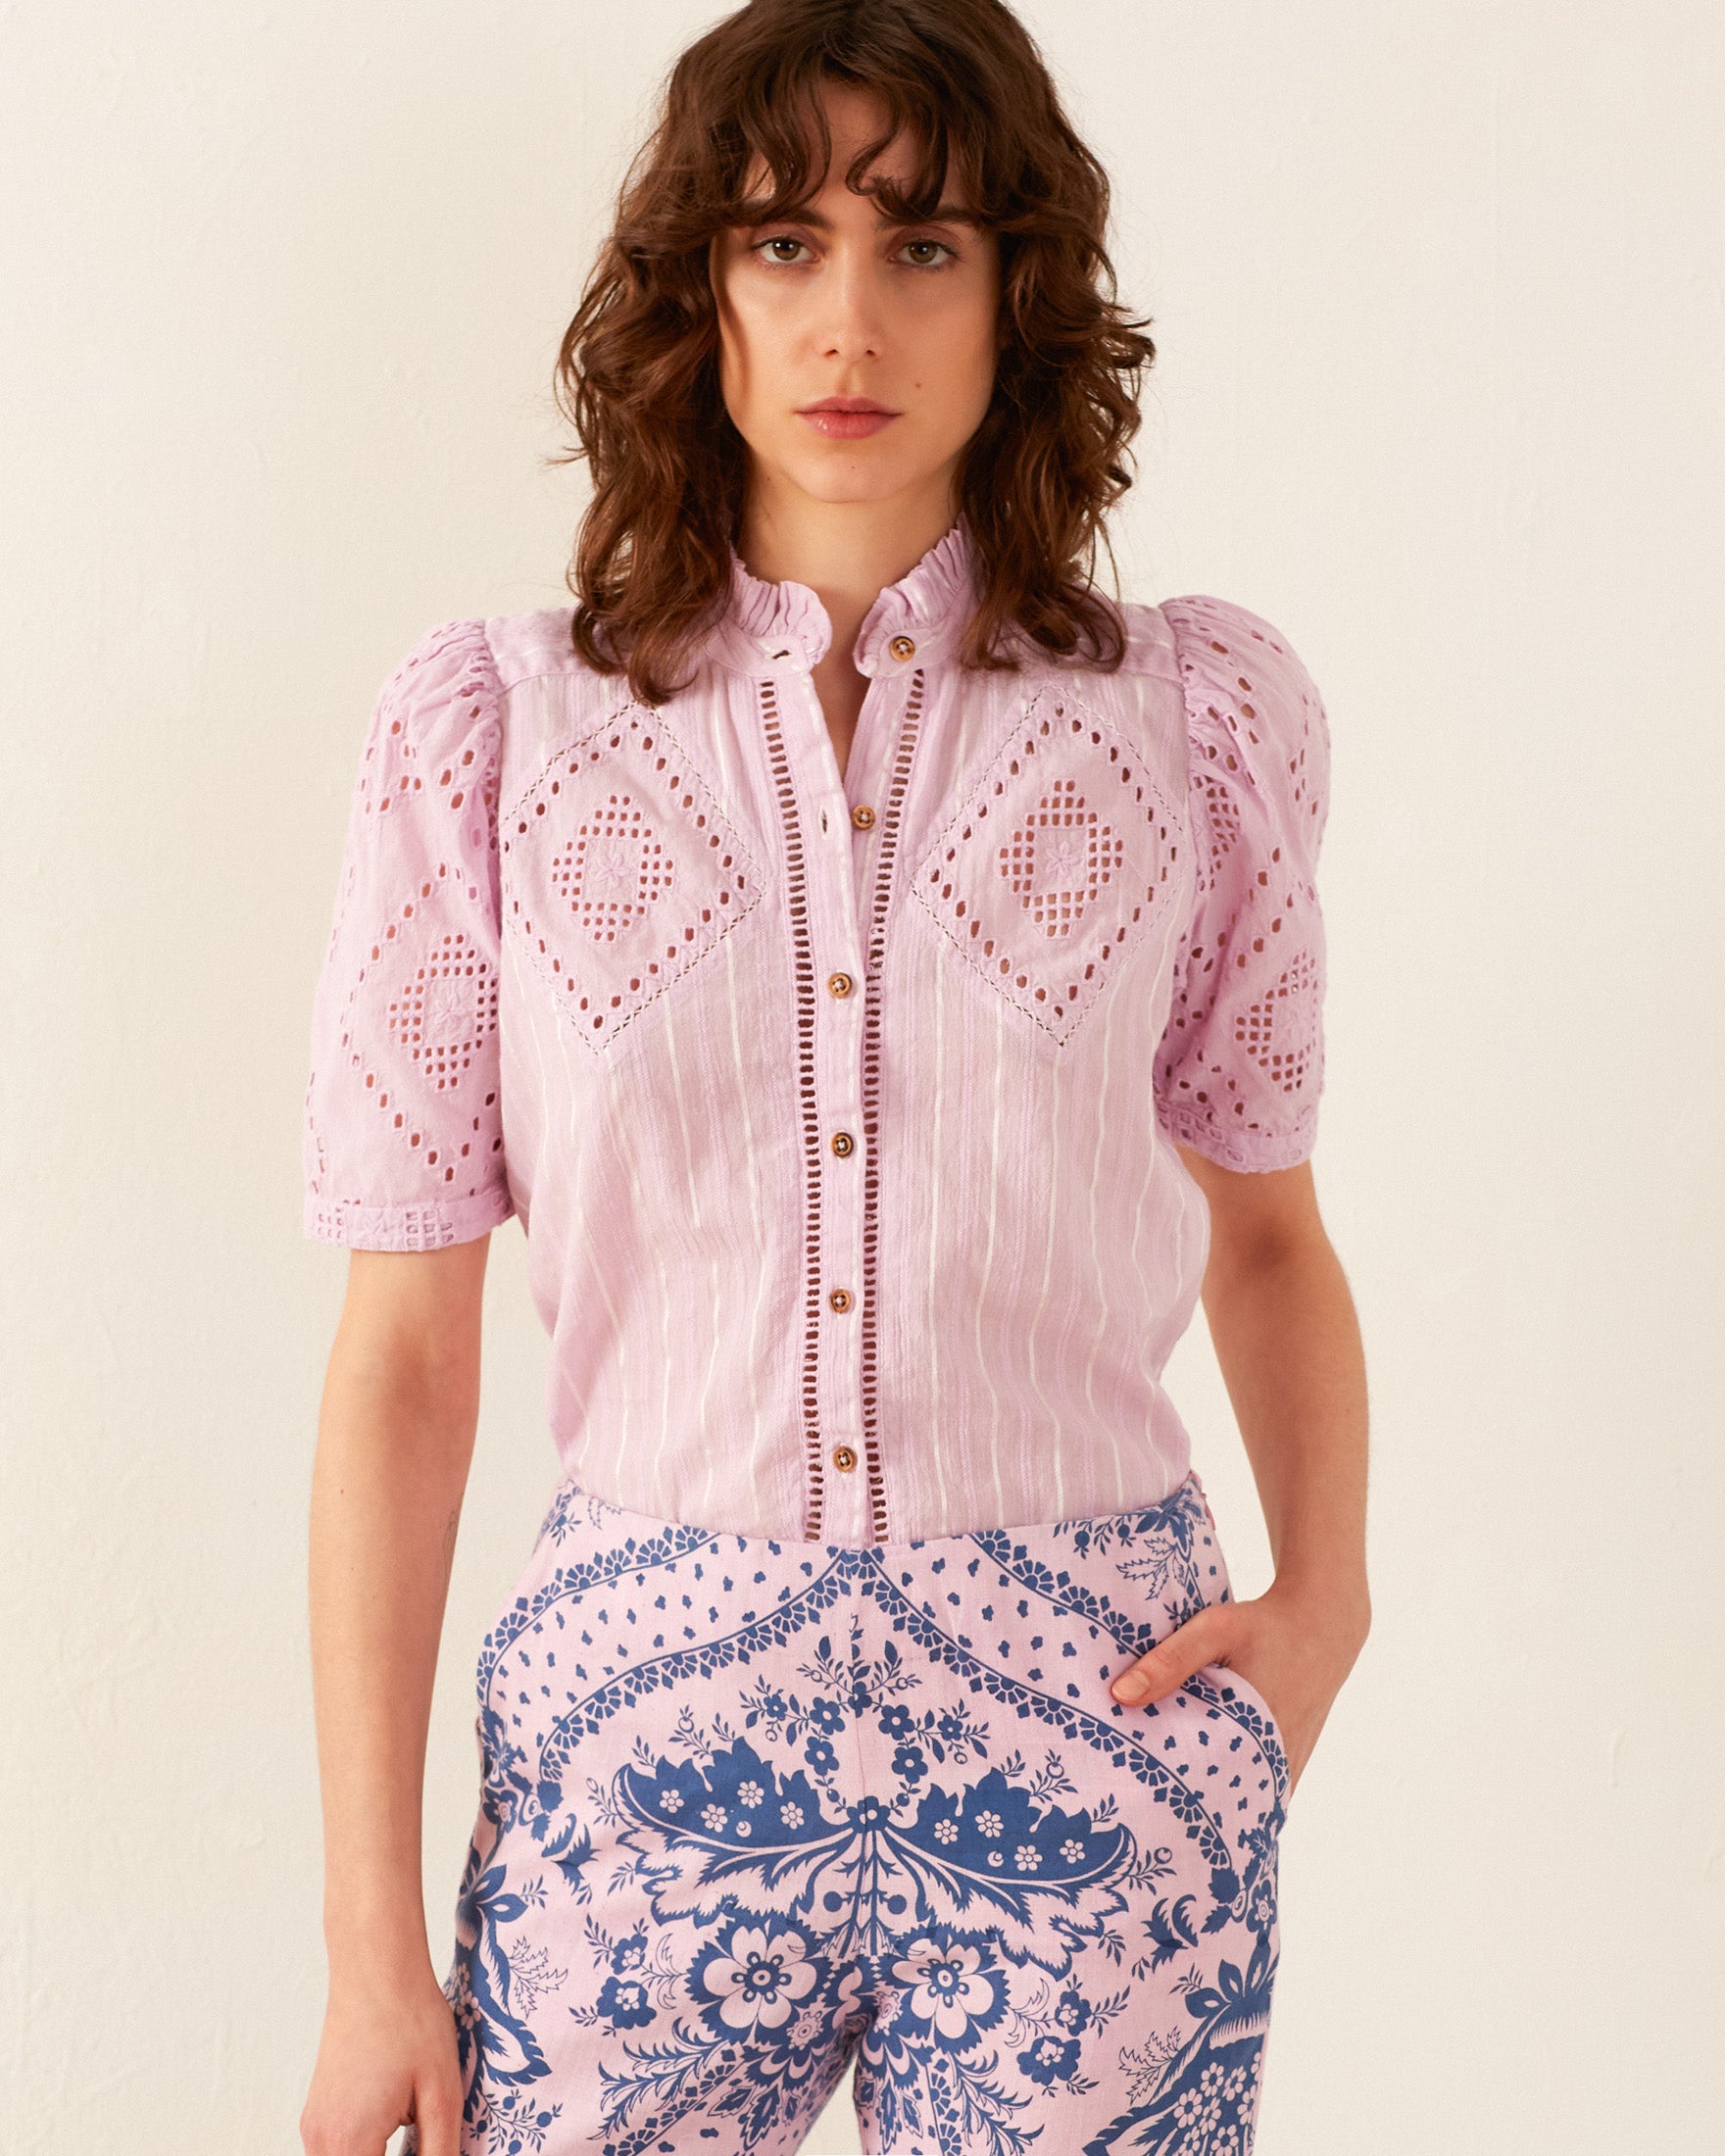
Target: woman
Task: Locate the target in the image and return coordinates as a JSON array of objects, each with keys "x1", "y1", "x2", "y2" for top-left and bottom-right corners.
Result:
[{"x1": 298, "y1": 3, "x2": 1370, "y2": 2152}]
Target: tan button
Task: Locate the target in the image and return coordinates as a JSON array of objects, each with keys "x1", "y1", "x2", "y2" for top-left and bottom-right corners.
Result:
[
  {"x1": 888, "y1": 634, "x2": 916, "y2": 662},
  {"x1": 850, "y1": 804, "x2": 876, "y2": 830},
  {"x1": 828, "y1": 1287, "x2": 854, "y2": 1313},
  {"x1": 827, "y1": 971, "x2": 855, "y2": 999},
  {"x1": 829, "y1": 1130, "x2": 856, "y2": 1157},
  {"x1": 831, "y1": 1445, "x2": 859, "y2": 1474}
]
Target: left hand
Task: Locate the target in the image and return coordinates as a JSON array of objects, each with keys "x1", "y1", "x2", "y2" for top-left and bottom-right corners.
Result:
[{"x1": 1108, "y1": 1581, "x2": 1367, "y2": 1796}]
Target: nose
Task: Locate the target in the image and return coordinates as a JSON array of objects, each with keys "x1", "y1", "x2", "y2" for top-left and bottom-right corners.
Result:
[{"x1": 818, "y1": 242, "x2": 884, "y2": 364}]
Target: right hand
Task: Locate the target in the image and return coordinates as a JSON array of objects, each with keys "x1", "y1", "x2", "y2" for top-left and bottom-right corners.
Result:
[{"x1": 300, "y1": 1965, "x2": 464, "y2": 2156}]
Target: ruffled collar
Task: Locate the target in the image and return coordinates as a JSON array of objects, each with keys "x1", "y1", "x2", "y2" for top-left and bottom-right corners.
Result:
[{"x1": 710, "y1": 520, "x2": 978, "y2": 677}]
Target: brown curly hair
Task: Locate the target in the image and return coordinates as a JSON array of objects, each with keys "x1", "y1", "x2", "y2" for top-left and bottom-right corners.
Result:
[{"x1": 555, "y1": 0, "x2": 1156, "y2": 705}]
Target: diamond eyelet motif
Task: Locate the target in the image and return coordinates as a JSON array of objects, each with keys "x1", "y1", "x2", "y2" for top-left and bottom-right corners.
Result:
[
  {"x1": 1234, "y1": 945, "x2": 1321, "y2": 1093},
  {"x1": 913, "y1": 691, "x2": 1184, "y2": 1045},
  {"x1": 999, "y1": 777, "x2": 1125, "y2": 935},
  {"x1": 503, "y1": 706, "x2": 762, "y2": 1050},
  {"x1": 334, "y1": 865, "x2": 505, "y2": 1187}
]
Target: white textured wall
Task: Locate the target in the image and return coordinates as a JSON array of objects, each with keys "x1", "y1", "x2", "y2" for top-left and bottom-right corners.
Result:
[{"x1": 3, "y1": 4, "x2": 1720, "y2": 2149}]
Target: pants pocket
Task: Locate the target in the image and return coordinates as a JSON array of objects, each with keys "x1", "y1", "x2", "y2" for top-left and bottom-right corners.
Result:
[{"x1": 1194, "y1": 1654, "x2": 1292, "y2": 1818}]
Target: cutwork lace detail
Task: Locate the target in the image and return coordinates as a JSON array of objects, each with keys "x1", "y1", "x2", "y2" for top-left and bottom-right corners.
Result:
[
  {"x1": 913, "y1": 688, "x2": 1183, "y2": 1046},
  {"x1": 333, "y1": 871, "x2": 505, "y2": 1184},
  {"x1": 1157, "y1": 597, "x2": 1329, "y2": 1169},
  {"x1": 858, "y1": 669, "x2": 927, "y2": 1543},
  {"x1": 1193, "y1": 768, "x2": 1243, "y2": 875},
  {"x1": 759, "y1": 680, "x2": 828, "y2": 1541},
  {"x1": 502, "y1": 704, "x2": 762, "y2": 1050},
  {"x1": 1234, "y1": 947, "x2": 1321, "y2": 1094},
  {"x1": 307, "y1": 624, "x2": 510, "y2": 1227},
  {"x1": 325, "y1": 620, "x2": 502, "y2": 956}
]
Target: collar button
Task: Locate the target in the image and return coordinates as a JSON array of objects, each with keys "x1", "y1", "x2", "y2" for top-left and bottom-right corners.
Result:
[{"x1": 888, "y1": 634, "x2": 917, "y2": 662}]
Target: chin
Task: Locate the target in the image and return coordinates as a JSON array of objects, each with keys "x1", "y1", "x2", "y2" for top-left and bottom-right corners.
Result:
[
  {"x1": 799, "y1": 475, "x2": 923, "y2": 509},
  {"x1": 775, "y1": 448, "x2": 941, "y2": 510}
]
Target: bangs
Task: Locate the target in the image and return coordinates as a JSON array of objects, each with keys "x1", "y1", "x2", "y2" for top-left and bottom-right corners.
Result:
[
  {"x1": 713, "y1": 65, "x2": 972, "y2": 228},
  {"x1": 658, "y1": 6, "x2": 1054, "y2": 238}
]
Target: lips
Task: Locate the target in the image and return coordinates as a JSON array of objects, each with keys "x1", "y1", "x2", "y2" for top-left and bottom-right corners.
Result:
[{"x1": 796, "y1": 398, "x2": 902, "y2": 442}]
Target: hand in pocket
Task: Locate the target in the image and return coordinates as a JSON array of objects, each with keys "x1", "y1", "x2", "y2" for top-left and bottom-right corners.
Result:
[{"x1": 1107, "y1": 1581, "x2": 1366, "y2": 1797}]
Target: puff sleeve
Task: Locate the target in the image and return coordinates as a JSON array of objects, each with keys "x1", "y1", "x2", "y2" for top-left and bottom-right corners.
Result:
[
  {"x1": 1154, "y1": 595, "x2": 1333, "y2": 1172},
  {"x1": 301, "y1": 618, "x2": 515, "y2": 1250}
]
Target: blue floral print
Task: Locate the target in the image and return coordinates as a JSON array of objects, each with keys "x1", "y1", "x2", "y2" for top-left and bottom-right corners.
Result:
[{"x1": 419, "y1": 1473, "x2": 1287, "y2": 2156}]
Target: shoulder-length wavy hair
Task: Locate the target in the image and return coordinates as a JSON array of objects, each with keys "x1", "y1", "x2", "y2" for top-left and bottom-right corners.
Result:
[{"x1": 556, "y1": 0, "x2": 1156, "y2": 705}]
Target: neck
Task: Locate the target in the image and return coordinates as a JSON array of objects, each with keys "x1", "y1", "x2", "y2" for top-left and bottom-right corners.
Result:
[{"x1": 735, "y1": 472, "x2": 959, "y2": 663}]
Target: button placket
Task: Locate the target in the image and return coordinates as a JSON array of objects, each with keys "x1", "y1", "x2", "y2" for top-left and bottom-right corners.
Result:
[
  {"x1": 851, "y1": 659, "x2": 929, "y2": 1543},
  {"x1": 798, "y1": 669, "x2": 875, "y2": 1542},
  {"x1": 741, "y1": 556, "x2": 957, "y2": 1543},
  {"x1": 764, "y1": 625, "x2": 925, "y2": 1544}
]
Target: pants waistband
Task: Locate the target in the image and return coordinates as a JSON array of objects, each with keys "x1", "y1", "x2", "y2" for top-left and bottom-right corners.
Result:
[{"x1": 530, "y1": 1464, "x2": 1213, "y2": 1562}]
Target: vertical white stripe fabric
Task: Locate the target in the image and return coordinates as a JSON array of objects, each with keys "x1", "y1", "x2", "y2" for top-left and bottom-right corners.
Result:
[{"x1": 302, "y1": 527, "x2": 1335, "y2": 1542}]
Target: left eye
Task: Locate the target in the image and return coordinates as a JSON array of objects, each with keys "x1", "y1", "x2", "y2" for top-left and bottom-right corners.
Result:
[{"x1": 897, "y1": 239, "x2": 954, "y2": 267}]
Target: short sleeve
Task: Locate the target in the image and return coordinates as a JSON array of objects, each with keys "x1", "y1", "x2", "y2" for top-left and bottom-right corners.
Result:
[
  {"x1": 1154, "y1": 595, "x2": 1334, "y2": 1172},
  {"x1": 301, "y1": 618, "x2": 516, "y2": 1250}
]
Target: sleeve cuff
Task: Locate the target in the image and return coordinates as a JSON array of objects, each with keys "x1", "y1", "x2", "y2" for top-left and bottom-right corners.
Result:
[
  {"x1": 303, "y1": 1182, "x2": 516, "y2": 1251},
  {"x1": 1157, "y1": 1101, "x2": 1318, "y2": 1174}
]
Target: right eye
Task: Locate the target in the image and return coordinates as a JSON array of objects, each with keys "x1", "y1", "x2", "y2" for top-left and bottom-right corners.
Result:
[{"x1": 753, "y1": 234, "x2": 815, "y2": 266}]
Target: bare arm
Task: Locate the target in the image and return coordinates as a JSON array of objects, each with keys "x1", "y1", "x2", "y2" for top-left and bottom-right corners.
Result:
[
  {"x1": 1109, "y1": 1152, "x2": 1370, "y2": 1793},
  {"x1": 300, "y1": 1235, "x2": 490, "y2": 2156}
]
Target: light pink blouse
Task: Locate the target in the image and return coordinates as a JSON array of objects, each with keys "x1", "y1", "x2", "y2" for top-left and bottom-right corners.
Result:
[{"x1": 302, "y1": 525, "x2": 1332, "y2": 1544}]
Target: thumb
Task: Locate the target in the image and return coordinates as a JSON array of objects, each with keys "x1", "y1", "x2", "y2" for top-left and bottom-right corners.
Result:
[{"x1": 1110, "y1": 1604, "x2": 1232, "y2": 1707}]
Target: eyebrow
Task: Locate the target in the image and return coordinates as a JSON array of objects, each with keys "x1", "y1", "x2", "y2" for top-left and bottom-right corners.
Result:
[{"x1": 739, "y1": 200, "x2": 981, "y2": 229}]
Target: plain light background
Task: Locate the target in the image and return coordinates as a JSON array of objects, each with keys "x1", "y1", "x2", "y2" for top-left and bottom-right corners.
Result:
[{"x1": 2, "y1": 2, "x2": 1720, "y2": 2149}]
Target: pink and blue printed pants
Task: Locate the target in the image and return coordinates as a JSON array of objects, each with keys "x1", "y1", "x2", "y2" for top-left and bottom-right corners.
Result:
[{"x1": 415, "y1": 1468, "x2": 1289, "y2": 2156}]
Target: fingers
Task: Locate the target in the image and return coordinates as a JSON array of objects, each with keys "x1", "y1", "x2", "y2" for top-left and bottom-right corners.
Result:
[
  {"x1": 411, "y1": 2074, "x2": 464, "y2": 2156},
  {"x1": 1109, "y1": 1603, "x2": 1231, "y2": 1707}
]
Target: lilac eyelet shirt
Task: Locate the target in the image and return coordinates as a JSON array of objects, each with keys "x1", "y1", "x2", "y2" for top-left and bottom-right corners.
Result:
[{"x1": 302, "y1": 524, "x2": 1332, "y2": 1544}]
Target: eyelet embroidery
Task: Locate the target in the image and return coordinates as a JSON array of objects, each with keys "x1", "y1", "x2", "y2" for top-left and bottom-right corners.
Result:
[
  {"x1": 1192, "y1": 767, "x2": 1242, "y2": 882},
  {"x1": 1157, "y1": 596, "x2": 1327, "y2": 1161},
  {"x1": 502, "y1": 704, "x2": 762, "y2": 1051},
  {"x1": 857, "y1": 668, "x2": 926, "y2": 1544},
  {"x1": 332, "y1": 864, "x2": 505, "y2": 1188},
  {"x1": 913, "y1": 688, "x2": 1184, "y2": 1046},
  {"x1": 1234, "y1": 946, "x2": 1321, "y2": 1094},
  {"x1": 757, "y1": 679, "x2": 827, "y2": 1541},
  {"x1": 319, "y1": 621, "x2": 502, "y2": 958}
]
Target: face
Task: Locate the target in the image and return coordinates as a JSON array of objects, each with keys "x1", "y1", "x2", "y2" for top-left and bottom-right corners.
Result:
[{"x1": 711, "y1": 83, "x2": 1003, "y2": 521}]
